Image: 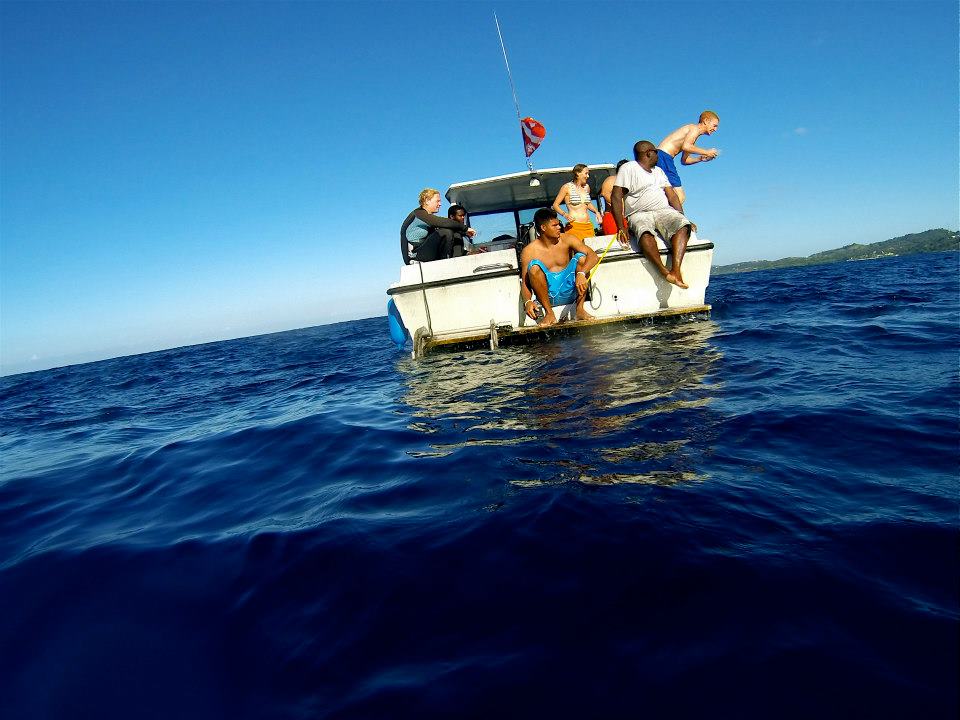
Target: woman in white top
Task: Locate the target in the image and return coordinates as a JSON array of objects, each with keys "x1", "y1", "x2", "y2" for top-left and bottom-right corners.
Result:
[{"x1": 551, "y1": 164, "x2": 603, "y2": 240}]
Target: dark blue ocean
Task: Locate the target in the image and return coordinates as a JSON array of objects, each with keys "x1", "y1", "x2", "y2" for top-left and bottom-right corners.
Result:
[{"x1": 1, "y1": 252, "x2": 957, "y2": 718}]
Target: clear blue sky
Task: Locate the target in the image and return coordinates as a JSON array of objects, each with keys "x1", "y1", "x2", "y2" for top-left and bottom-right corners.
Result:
[{"x1": 2, "y1": 1, "x2": 957, "y2": 375}]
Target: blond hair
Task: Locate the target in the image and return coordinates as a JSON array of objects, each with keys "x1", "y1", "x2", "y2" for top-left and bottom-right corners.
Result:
[
  {"x1": 418, "y1": 188, "x2": 440, "y2": 207},
  {"x1": 699, "y1": 110, "x2": 719, "y2": 123}
]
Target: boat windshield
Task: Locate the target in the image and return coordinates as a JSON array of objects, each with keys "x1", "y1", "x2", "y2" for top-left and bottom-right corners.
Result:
[
  {"x1": 518, "y1": 208, "x2": 537, "y2": 225},
  {"x1": 469, "y1": 208, "x2": 539, "y2": 242},
  {"x1": 469, "y1": 211, "x2": 518, "y2": 242}
]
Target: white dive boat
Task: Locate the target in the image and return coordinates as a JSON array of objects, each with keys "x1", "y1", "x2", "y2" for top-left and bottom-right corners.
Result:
[{"x1": 386, "y1": 164, "x2": 714, "y2": 359}]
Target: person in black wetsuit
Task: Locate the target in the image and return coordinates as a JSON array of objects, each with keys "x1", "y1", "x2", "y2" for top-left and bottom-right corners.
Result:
[{"x1": 400, "y1": 188, "x2": 475, "y2": 264}]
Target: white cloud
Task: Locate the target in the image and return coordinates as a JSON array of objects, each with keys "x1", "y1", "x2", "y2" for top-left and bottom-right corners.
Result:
[{"x1": 794, "y1": 127, "x2": 809, "y2": 136}]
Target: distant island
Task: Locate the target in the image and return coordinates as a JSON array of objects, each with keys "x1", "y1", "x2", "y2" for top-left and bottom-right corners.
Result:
[{"x1": 712, "y1": 228, "x2": 959, "y2": 275}]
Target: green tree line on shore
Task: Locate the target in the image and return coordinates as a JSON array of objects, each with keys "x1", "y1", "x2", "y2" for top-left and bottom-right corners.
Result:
[{"x1": 713, "y1": 228, "x2": 959, "y2": 276}]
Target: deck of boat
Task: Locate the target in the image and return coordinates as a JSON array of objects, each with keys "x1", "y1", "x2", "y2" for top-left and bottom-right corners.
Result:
[{"x1": 412, "y1": 304, "x2": 711, "y2": 358}]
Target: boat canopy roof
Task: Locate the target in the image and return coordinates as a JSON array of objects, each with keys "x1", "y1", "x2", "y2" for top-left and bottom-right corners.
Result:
[{"x1": 446, "y1": 164, "x2": 616, "y2": 216}]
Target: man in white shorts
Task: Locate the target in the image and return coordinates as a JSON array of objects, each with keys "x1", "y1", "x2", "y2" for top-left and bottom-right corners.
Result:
[{"x1": 610, "y1": 140, "x2": 693, "y2": 289}]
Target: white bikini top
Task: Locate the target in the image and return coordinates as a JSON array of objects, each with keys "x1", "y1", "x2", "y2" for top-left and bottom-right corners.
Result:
[{"x1": 567, "y1": 182, "x2": 590, "y2": 206}]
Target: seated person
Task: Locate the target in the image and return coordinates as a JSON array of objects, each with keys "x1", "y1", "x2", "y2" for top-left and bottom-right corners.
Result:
[
  {"x1": 599, "y1": 159, "x2": 629, "y2": 235},
  {"x1": 400, "y1": 188, "x2": 475, "y2": 264},
  {"x1": 519, "y1": 208, "x2": 599, "y2": 326},
  {"x1": 610, "y1": 141, "x2": 694, "y2": 289},
  {"x1": 447, "y1": 204, "x2": 472, "y2": 256}
]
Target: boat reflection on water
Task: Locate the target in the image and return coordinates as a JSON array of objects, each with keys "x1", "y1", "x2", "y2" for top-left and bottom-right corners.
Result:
[{"x1": 397, "y1": 318, "x2": 721, "y2": 486}]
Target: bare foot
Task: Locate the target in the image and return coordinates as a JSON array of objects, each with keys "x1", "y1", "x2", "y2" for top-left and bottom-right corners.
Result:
[
  {"x1": 576, "y1": 307, "x2": 594, "y2": 321},
  {"x1": 538, "y1": 312, "x2": 558, "y2": 327},
  {"x1": 664, "y1": 271, "x2": 689, "y2": 289}
]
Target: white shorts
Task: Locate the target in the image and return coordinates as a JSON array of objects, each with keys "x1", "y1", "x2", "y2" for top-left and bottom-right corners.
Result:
[{"x1": 628, "y1": 208, "x2": 690, "y2": 243}]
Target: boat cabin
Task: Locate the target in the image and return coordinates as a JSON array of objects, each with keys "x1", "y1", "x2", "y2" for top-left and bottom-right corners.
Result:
[{"x1": 446, "y1": 164, "x2": 616, "y2": 251}]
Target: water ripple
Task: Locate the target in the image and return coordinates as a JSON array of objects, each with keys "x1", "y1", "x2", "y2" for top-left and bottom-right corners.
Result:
[{"x1": 0, "y1": 252, "x2": 957, "y2": 718}]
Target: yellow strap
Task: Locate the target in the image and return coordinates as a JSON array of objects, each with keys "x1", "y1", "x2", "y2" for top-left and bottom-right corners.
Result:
[{"x1": 586, "y1": 233, "x2": 621, "y2": 284}]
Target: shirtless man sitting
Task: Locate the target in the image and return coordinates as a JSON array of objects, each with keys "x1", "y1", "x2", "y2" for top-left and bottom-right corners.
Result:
[
  {"x1": 610, "y1": 141, "x2": 694, "y2": 289},
  {"x1": 520, "y1": 208, "x2": 599, "y2": 327},
  {"x1": 656, "y1": 110, "x2": 720, "y2": 207}
]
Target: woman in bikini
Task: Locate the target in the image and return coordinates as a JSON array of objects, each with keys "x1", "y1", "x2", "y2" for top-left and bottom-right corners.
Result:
[{"x1": 551, "y1": 164, "x2": 603, "y2": 241}]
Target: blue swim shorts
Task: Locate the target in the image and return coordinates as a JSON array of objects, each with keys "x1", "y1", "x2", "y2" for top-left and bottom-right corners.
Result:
[
  {"x1": 656, "y1": 149, "x2": 682, "y2": 187},
  {"x1": 526, "y1": 252, "x2": 585, "y2": 306}
]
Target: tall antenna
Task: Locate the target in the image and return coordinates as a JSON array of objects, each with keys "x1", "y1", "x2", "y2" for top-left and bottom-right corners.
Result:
[
  {"x1": 494, "y1": 13, "x2": 522, "y2": 125},
  {"x1": 494, "y1": 13, "x2": 537, "y2": 178}
]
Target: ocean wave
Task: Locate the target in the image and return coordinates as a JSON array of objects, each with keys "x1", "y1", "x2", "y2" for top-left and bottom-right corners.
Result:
[{"x1": 0, "y1": 252, "x2": 956, "y2": 717}]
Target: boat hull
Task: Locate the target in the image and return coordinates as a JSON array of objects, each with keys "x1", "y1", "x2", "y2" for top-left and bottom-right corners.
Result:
[{"x1": 387, "y1": 234, "x2": 714, "y2": 357}]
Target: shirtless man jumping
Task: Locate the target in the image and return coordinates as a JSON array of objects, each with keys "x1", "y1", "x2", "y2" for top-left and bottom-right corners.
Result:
[
  {"x1": 520, "y1": 208, "x2": 599, "y2": 326},
  {"x1": 656, "y1": 110, "x2": 720, "y2": 207}
]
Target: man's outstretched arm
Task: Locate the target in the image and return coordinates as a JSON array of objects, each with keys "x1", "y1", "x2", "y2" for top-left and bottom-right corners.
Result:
[
  {"x1": 680, "y1": 152, "x2": 710, "y2": 165},
  {"x1": 680, "y1": 127, "x2": 718, "y2": 162}
]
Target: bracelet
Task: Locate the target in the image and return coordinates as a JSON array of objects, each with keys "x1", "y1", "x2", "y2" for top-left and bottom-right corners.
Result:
[
  {"x1": 576, "y1": 271, "x2": 586, "y2": 277},
  {"x1": 524, "y1": 299, "x2": 535, "y2": 305}
]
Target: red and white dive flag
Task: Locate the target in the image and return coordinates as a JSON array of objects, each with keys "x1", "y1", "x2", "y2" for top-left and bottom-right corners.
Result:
[{"x1": 521, "y1": 117, "x2": 546, "y2": 157}]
